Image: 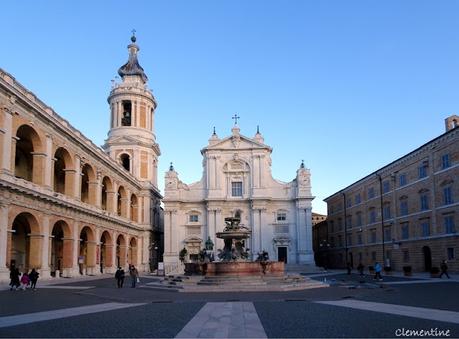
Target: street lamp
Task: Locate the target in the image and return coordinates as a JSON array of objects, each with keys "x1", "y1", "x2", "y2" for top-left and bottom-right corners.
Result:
[{"x1": 319, "y1": 239, "x2": 331, "y2": 271}]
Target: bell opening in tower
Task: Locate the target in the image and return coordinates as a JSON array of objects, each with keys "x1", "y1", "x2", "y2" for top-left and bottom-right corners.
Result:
[
  {"x1": 120, "y1": 154, "x2": 131, "y2": 172},
  {"x1": 121, "y1": 101, "x2": 132, "y2": 126}
]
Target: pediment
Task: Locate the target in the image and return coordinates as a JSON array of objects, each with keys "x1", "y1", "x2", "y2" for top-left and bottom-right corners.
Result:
[{"x1": 203, "y1": 134, "x2": 271, "y2": 152}]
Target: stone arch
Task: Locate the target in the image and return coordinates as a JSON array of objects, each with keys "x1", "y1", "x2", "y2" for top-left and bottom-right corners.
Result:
[
  {"x1": 100, "y1": 230, "x2": 113, "y2": 273},
  {"x1": 116, "y1": 234, "x2": 127, "y2": 268},
  {"x1": 50, "y1": 220, "x2": 72, "y2": 276},
  {"x1": 129, "y1": 237, "x2": 138, "y2": 266},
  {"x1": 81, "y1": 163, "x2": 96, "y2": 205},
  {"x1": 117, "y1": 186, "x2": 128, "y2": 217},
  {"x1": 130, "y1": 193, "x2": 138, "y2": 223},
  {"x1": 8, "y1": 212, "x2": 41, "y2": 272},
  {"x1": 101, "y1": 176, "x2": 113, "y2": 211},
  {"x1": 53, "y1": 147, "x2": 74, "y2": 195},
  {"x1": 79, "y1": 226, "x2": 96, "y2": 274},
  {"x1": 14, "y1": 124, "x2": 44, "y2": 184}
]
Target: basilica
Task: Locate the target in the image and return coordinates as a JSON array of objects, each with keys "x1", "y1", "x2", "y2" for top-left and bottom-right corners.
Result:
[
  {"x1": 163, "y1": 124, "x2": 315, "y2": 274},
  {"x1": 0, "y1": 34, "x2": 162, "y2": 282}
]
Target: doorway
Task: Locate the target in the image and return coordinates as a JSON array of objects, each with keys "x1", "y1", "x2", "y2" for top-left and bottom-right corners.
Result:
[
  {"x1": 277, "y1": 247, "x2": 287, "y2": 263},
  {"x1": 422, "y1": 246, "x2": 432, "y2": 272}
]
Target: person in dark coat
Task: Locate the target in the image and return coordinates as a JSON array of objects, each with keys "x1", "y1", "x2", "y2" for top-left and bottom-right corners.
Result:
[
  {"x1": 9, "y1": 265, "x2": 20, "y2": 291},
  {"x1": 440, "y1": 260, "x2": 450, "y2": 279},
  {"x1": 115, "y1": 267, "x2": 125, "y2": 288},
  {"x1": 357, "y1": 262, "x2": 364, "y2": 277},
  {"x1": 29, "y1": 268, "x2": 39, "y2": 290},
  {"x1": 129, "y1": 265, "x2": 139, "y2": 288}
]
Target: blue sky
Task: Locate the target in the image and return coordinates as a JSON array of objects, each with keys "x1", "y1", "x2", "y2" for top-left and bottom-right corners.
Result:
[{"x1": 2, "y1": 1, "x2": 458, "y2": 214}]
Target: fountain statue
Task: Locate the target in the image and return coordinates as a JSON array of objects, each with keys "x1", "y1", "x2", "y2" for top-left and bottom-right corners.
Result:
[{"x1": 216, "y1": 217, "x2": 250, "y2": 261}]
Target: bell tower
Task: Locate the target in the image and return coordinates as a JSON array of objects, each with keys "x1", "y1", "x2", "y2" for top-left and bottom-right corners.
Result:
[{"x1": 103, "y1": 32, "x2": 160, "y2": 188}]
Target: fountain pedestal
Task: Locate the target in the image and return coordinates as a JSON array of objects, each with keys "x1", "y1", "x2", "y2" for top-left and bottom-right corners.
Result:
[{"x1": 205, "y1": 261, "x2": 284, "y2": 276}]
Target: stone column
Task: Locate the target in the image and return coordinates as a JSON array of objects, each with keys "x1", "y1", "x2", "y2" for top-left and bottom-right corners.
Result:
[
  {"x1": 1, "y1": 106, "x2": 13, "y2": 174},
  {"x1": 28, "y1": 234, "x2": 43, "y2": 271},
  {"x1": 10, "y1": 137, "x2": 18, "y2": 174},
  {"x1": 61, "y1": 237, "x2": 74, "y2": 277},
  {"x1": 89, "y1": 181, "x2": 100, "y2": 207},
  {"x1": 31, "y1": 152, "x2": 47, "y2": 186},
  {"x1": 0, "y1": 202, "x2": 9, "y2": 281},
  {"x1": 106, "y1": 191, "x2": 116, "y2": 214},
  {"x1": 104, "y1": 244, "x2": 115, "y2": 273},
  {"x1": 43, "y1": 134, "x2": 53, "y2": 189},
  {"x1": 86, "y1": 241, "x2": 97, "y2": 275},
  {"x1": 73, "y1": 156, "x2": 82, "y2": 199},
  {"x1": 71, "y1": 221, "x2": 80, "y2": 277},
  {"x1": 119, "y1": 244, "x2": 127, "y2": 269},
  {"x1": 39, "y1": 214, "x2": 51, "y2": 279}
]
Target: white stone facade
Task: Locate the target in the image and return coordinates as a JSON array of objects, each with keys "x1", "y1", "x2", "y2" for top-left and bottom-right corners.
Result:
[{"x1": 163, "y1": 125, "x2": 314, "y2": 274}]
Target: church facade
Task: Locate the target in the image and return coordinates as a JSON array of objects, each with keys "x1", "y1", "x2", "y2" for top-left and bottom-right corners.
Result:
[
  {"x1": 163, "y1": 124, "x2": 314, "y2": 274},
  {"x1": 0, "y1": 34, "x2": 162, "y2": 282}
]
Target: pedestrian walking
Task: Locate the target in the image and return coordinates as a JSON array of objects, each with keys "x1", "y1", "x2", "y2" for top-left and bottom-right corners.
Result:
[
  {"x1": 20, "y1": 271, "x2": 30, "y2": 290},
  {"x1": 115, "y1": 266, "x2": 125, "y2": 288},
  {"x1": 374, "y1": 262, "x2": 382, "y2": 281},
  {"x1": 9, "y1": 265, "x2": 20, "y2": 291},
  {"x1": 346, "y1": 263, "x2": 352, "y2": 275},
  {"x1": 129, "y1": 265, "x2": 139, "y2": 288},
  {"x1": 29, "y1": 268, "x2": 39, "y2": 290},
  {"x1": 440, "y1": 260, "x2": 450, "y2": 279},
  {"x1": 357, "y1": 262, "x2": 364, "y2": 277}
]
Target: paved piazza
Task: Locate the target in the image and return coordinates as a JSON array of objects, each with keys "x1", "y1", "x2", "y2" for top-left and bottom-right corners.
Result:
[{"x1": 0, "y1": 272, "x2": 458, "y2": 338}]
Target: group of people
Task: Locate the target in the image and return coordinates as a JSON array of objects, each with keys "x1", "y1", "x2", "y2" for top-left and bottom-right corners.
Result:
[
  {"x1": 115, "y1": 264, "x2": 139, "y2": 288},
  {"x1": 9, "y1": 265, "x2": 39, "y2": 291}
]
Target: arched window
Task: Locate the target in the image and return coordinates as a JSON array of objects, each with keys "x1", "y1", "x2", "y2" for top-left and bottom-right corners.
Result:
[
  {"x1": 120, "y1": 154, "x2": 130, "y2": 172},
  {"x1": 121, "y1": 101, "x2": 132, "y2": 126},
  {"x1": 101, "y1": 176, "x2": 112, "y2": 211},
  {"x1": 53, "y1": 147, "x2": 73, "y2": 195},
  {"x1": 15, "y1": 125, "x2": 42, "y2": 183},
  {"x1": 81, "y1": 164, "x2": 95, "y2": 204}
]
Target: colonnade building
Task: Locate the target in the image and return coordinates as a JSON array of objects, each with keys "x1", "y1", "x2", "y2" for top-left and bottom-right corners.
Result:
[
  {"x1": 0, "y1": 34, "x2": 162, "y2": 281},
  {"x1": 324, "y1": 116, "x2": 459, "y2": 272}
]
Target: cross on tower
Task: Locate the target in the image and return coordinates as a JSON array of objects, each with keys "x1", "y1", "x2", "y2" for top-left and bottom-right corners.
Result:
[
  {"x1": 131, "y1": 29, "x2": 136, "y2": 36},
  {"x1": 232, "y1": 114, "x2": 240, "y2": 125}
]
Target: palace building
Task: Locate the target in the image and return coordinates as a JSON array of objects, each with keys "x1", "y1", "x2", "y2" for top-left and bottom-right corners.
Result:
[
  {"x1": 163, "y1": 124, "x2": 314, "y2": 274},
  {"x1": 0, "y1": 34, "x2": 162, "y2": 282},
  {"x1": 324, "y1": 116, "x2": 459, "y2": 272}
]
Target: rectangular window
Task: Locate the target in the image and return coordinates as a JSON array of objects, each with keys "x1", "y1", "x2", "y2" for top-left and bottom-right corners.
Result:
[
  {"x1": 447, "y1": 248, "x2": 455, "y2": 260},
  {"x1": 421, "y1": 221, "x2": 430, "y2": 237},
  {"x1": 420, "y1": 194, "x2": 429, "y2": 211},
  {"x1": 442, "y1": 154, "x2": 450, "y2": 169},
  {"x1": 384, "y1": 227, "x2": 391, "y2": 241},
  {"x1": 371, "y1": 251, "x2": 376, "y2": 261},
  {"x1": 383, "y1": 205, "x2": 391, "y2": 219},
  {"x1": 401, "y1": 223, "x2": 409, "y2": 239},
  {"x1": 330, "y1": 236, "x2": 335, "y2": 247},
  {"x1": 444, "y1": 215, "x2": 456, "y2": 234},
  {"x1": 189, "y1": 214, "x2": 199, "y2": 223},
  {"x1": 356, "y1": 213, "x2": 362, "y2": 227},
  {"x1": 400, "y1": 200, "x2": 408, "y2": 216},
  {"x1": 276, "y1": 212, "x2": 287, "y2": 222},
  {"x1": 346, "y1": 215, "x2": 352, "y2": 228},
  {"x1": 369, "y1": 209, "x2": 376, "y2": 223},
  {"x1": 330, "y1": 221, "x2": 334, "y2": 233},
  {"x1": 418, "y1": 164, "x2": 427, "y2": 179},
  {"x1": 357, "y1": 233, "x2": 362, "y2": 245},
  {"x1": 370, "y1": 229, "x2": 377, "y2": 243},
  {"x1": 443, "y1": 186, "x2": 453, "y2": 205},
  {"x1": 355, "y1": 194, "x2": 361, "y2": 205},
  {"x1": 368, "y1": 187, "x2": 375, "y2": 199},
  {"x1": 403, "y1": 250, "x2": 410, "y2": 263},
  {"x1": 399, "y1": 174, "x2": 407, "y2": 187},
  {"x1": 338, "y1": 218, "x2": 343, "y2": 231},
  {"x1": 346, "y1": 198, "x2": 352, "y2": 208},
  {"x1": 347, "y1": 233, "x2": 352, "y2": 246},
  {"x1": 383, "y1": 180, "x2": 390, "y2": 193},
  {"x1": 338, "y1": 235, "x2": 342, "y2": 247},
  {"x1": 231, "y1": 181, "x2": 243, "y2": 197}
]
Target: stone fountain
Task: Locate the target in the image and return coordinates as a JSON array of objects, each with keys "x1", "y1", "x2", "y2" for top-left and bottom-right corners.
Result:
[{"x1": 205, "y1": 217, "x2": 284, "y2": 276}]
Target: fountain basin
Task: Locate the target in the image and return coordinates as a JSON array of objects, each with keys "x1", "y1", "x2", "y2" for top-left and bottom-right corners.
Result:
[{"x1": 205, "y1": 261, "x2": 284, "y2": 276}]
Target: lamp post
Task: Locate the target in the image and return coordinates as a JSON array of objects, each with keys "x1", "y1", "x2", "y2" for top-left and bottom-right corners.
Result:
[
  {"x1": 377, "y1": 174, "x2": 385, "y2": 266},
  {"x1": 342, "y1": 192, "x2": 349, "y2": 269},
  {"x1": 319, "y1": 240, "x2": 331, "y2": 271}
]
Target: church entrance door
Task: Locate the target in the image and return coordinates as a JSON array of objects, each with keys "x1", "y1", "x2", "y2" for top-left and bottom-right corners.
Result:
[{"x1": 277, "y1": 247, "x2": 287, "y2": 263}]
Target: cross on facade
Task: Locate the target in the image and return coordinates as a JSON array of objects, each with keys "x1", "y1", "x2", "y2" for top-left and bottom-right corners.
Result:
[
  {"x1": 232, "y1": 114, "x2": 240, "y2": 125},
  {"x1": 132, "y1": 29, "x2": 136, "y2": 36}
]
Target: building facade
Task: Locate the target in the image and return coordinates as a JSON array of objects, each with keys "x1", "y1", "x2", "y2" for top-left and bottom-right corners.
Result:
[
  {"x1": 0, "y1": 34, "x2": 162, "y2": 282},
  {"x1": 324, "y1": 116, "x2": 459, "y2": 272},
  {"x1": 163, "y1": 124, "x2": 314, "y2": 274}
]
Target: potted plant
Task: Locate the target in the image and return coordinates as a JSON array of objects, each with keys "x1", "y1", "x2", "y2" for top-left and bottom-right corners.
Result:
[
  {"x1": 368, "y1": 265, "x2": 375, "y2": 275},
  {"x1": 384, "y1": 266, "x2": 392, "y2": 275},
  {"x1": 402, "y1": 266, "x2": 412, "y2": 276},
  {"x1": 430, "y1": 267, "x2": 440, "y2": 278},
  {"x1": 179, "y1": 247, "x2": 188, "y2": 263}
]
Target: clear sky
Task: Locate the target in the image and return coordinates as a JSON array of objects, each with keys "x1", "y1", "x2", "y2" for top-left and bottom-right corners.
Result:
[{"x1": 2, "y1": 1, "x2": 458, "y2": 214}]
